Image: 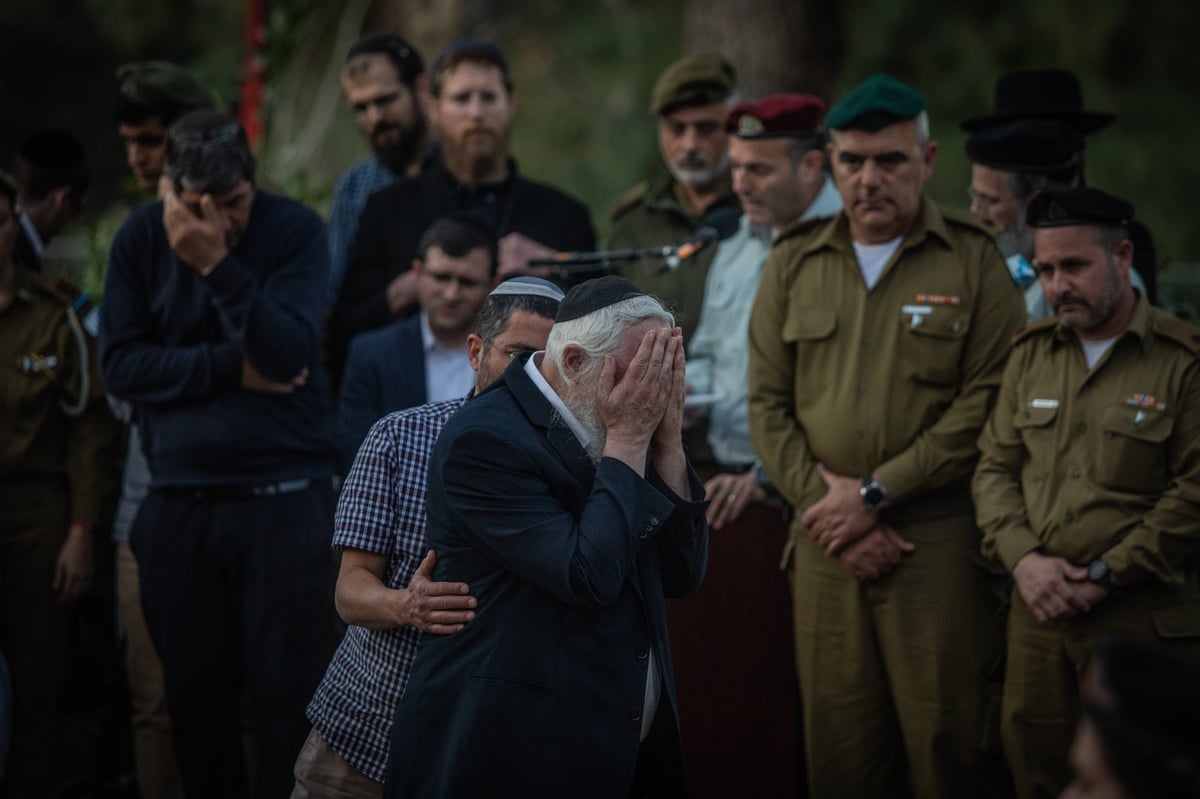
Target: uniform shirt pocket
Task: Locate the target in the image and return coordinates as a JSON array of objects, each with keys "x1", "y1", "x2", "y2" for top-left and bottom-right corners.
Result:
[
  {"x1": 1097, "y1": 405, "x2": 1174, "y2": 494},
  {"x1": 781, "y1": 307, "x2": 837, "y2": 404},
  {"x1": 898, "y1": 306, "x2": 969, "y2": 386}
]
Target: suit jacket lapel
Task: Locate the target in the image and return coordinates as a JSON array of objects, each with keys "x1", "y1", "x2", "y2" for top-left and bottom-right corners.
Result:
[{"x1": 503, "y1": 356, "x2": 596, "y2": 490}]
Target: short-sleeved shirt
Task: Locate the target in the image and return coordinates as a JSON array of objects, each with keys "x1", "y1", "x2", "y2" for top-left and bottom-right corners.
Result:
[{"x1": 305, "y1": 396, "x2": 465, "y2": 782}]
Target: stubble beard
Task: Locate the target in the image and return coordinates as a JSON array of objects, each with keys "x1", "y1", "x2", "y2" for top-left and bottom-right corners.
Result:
[{"x1": 559, "y1": 378, "x2": 607, "y2": 464}]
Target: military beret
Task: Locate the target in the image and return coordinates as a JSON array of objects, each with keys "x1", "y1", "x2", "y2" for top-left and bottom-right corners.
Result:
[
  {"x1": 117, "y1": 61, "x2": 215, "y2": 112},
  {"x1": 826, "y1": 74, "x2": 925, "y2": 132},
  {"x1": 966, "y1": 120, "x2": 1084, "y2": 174},
  {"x1": 726, "y1": 94, "x2": 826, "y2": 139},
  {"x1": 1025, "y1": 186, "x2": 1134, "y2": 229},
  {"x1": 651, "y1": 53, "x2": 737, "y2": 116},
  {"x1": 555, "y1": 276, "x2": 646, "y2": 323}
]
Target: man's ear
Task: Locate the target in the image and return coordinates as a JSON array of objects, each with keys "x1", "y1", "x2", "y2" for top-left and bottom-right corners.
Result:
[
  {"x1": 561, "y1": 344, "x2": 587, "y2": 379},
  {"x1": 467, "y1": 333, "x2": 484, "y2": 371}
]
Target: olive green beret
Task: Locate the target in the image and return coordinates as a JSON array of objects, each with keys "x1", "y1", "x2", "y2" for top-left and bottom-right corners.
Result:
[
  {"x1": 826, "y1": 73, "x2": 925, "y2": 132},
  {"x1": 650, "y1": 53, "x2": 736, "y2": 116},
  {"x1": 117, "y1": 61, "x2": 215, "y2": 113}
]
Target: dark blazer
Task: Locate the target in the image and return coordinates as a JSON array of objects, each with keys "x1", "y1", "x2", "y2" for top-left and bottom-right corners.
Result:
[
  {"x1": 327, "y1": 158, "x2": 596, "y2": 384},
  {"x1": 336, "y1": 314, "x2": 427, "y2": 472},
  {"x1": 383, "y1": 356, "x2": 708, "y2": 799}
]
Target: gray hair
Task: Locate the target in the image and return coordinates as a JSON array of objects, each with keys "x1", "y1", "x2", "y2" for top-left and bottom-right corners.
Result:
[
  {"x1": 545, "y1": 295, "x2": 674, "y2": 384},
  {"x1": 914, "y1": 110, "x2": 930, "y2": 149},
  {"x1": 166, "y1": 110, "x2": 256, "y2": 194}
]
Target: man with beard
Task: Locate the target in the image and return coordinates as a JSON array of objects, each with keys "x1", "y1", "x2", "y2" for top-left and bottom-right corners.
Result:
[
  {"x1": 383, "y1": 276, "x2": 707, "y2": 799},
  {"x1": 328, "y1": 39, "x2": 595, "y2": 388},
  {"x1": 610, "y1": 53, "x2": 741, "y2": 344},
  {"x1": 748, "y1": 74, "x2": 1024, "y2": 798},
  {"x1": 973, "y1": 187, "x2": 1200, "y2": 799},
  {"x1": 295, "y1": 276, "x2": 563, "y2": 798},
  {"x1": 335, "y1": 215, "x2": 496, "y2": 472},
  {"x1": 327, "y1": 33, "x2": 430, "y2": 304},
  {"x1": 962, "y1": 68, "x2": 1154, "y2": 316}
]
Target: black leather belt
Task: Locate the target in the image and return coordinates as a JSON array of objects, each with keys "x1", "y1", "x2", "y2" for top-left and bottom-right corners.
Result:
[{"x1": 172, "y1": 478, "x2": 314, "y2": 502}]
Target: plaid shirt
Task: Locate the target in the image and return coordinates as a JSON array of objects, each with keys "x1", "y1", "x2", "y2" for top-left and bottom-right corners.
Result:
[
  {"x1": 306, "y1": 397, "x2": 466, "y2": 782},
  {"x1": 326, "y1": 155, "x2": 402, "y2": 303}
]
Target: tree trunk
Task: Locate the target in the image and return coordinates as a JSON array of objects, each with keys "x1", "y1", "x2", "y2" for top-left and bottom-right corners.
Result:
[{"x1": 683, "y1": 0, "x2": 845, "y2": 103}]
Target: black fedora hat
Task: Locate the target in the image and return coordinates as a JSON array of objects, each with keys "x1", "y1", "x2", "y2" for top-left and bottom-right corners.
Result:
[{"x1": 960, "y1": 68, "x2": 1116, "y2": 134}]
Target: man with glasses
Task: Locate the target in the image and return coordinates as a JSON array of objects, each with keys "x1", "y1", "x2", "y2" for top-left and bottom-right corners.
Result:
[{"x1": 296, "y1": 276, "x2": 563, "y2": 798}]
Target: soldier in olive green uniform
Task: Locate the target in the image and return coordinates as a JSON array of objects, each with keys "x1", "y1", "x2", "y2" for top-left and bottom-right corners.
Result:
[
  {"x1": 973, "y1": 187, "x2": 1200, "y2": 799},
  {"x1": 609, "y1": 53, "x2": 741, "y2": 344},
  {"x1": 0, "y1": 173, "x2": 120, "y2": 796},
  {"x1": 748, "y1": 75, "x2": 1024, "y2": 798}
]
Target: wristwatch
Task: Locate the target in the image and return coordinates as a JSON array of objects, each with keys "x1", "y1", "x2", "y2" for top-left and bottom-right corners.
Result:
[
  {"x1": 1087, "y1": 558, "x2": 1119, "y2": 594},
  {"x1": 860, "y1": 477, "x2": 889, "y2": 512}
]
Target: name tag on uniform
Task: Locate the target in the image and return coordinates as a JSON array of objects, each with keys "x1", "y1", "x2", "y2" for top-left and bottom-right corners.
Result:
[
  {"x1": 1030, "y1": 398, "x2": 1059, "y2": 409},
  {"x1": 901, "y1": 304, "x2": 933, "y2": 328}
]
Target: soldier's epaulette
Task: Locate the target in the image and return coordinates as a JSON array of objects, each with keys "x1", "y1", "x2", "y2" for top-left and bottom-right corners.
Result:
[
  {"x1": 1010, "y1": 316, "x2": 1057, "y2": 345},
  {"x1": 610, "y1": 181, "x2": 649, "y2": 221},
  {"x1": 772, "y1": 214, "x2": 827, "y2": 246},
  {"x1": 940, "y1": 206, "x2": 992, "y2": 234},
  {"x1": 1153, "y1": 314, "x2": 1200, "y2": 356}
]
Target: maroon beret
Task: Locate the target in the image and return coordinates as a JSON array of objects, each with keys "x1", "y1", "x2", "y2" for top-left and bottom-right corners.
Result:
[{"x1": 726, "y1": 94, "x2": 827, "y2": 139}]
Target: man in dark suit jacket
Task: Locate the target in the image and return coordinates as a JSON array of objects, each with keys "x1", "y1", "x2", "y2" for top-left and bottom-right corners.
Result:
[
  {"x1": 336, "y1": 216, "x2": 495, "y2": 471},
  {"x1": 11, "y1": 129, "x2": 90, "y2": 273},
  {"x1": 327, "y1": 39, "x2": 596, "y2": 386},
  {"x1": 384, "y1": 277, "x2": 708, "y2": 799}
]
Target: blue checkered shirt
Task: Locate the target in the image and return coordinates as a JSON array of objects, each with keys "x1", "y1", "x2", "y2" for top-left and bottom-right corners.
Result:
[
  {"x1": 327, "y1": 155, "x2": 402, "y2": 303},
  {"x1": 306, "y1": 396, "x2": 466, "y2": 782}
]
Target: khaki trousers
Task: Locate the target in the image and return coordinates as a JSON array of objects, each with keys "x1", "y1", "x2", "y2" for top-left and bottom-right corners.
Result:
[
  {"x1": 117, "y1": 542, "x2": 183, "y2": 799},
  {"x1": 787, "y1": 513, "x2": 1011, "y2": 799},
  {"x1": 291, "y1": 727, "x2": 382, "y2": 799}
]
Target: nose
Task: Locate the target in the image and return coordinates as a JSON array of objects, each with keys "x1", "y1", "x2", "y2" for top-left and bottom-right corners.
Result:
[
  {"x1": 127, "y1": 143, "x2": 142, "y2": 168},
  {"x1": 860, "y1": 158, "x2": 882, "y2": 187},
  {"x1": 366, "y1": 104, "x2": 385, "y2": 128},
  {"x1": 679, "y1": 125, "x2": 701, "y2": 153},
  {"x1": 732, "y1": 168, "x2": 750, "y2": 197}
]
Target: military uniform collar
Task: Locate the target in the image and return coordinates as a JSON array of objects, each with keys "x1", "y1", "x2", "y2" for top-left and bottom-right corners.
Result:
[
  {"x1": 798, "y1": 194, "x2": 952, "y2": 258},
  {"x1": 643, "y1": 167, "x2": 738, "y2": 221}
]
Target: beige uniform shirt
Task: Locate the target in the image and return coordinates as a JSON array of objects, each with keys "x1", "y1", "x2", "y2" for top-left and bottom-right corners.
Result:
[
  {"x1": 0, "y1": 267, "x2": 120, "y2": 523},
  {"x1": 748, "y1": 197, "x2": 1026, "y2": 518},
  {"x1": 974, "y1": 296, "x2": 1200, "y2": 587}
]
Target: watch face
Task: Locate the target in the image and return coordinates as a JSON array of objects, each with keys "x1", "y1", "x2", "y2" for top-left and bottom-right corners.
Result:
[
  {"x1": 863, "y1": 486, "x2": 885, "y2": 508},
  {"x1": 1088, "y1": 559, "x2": 1109, "y2": 583}
]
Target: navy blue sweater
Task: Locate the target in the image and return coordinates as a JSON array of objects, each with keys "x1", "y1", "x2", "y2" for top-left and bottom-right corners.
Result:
[{"x1": 101, "y1": 191, "x2": 333, "y2": 486}]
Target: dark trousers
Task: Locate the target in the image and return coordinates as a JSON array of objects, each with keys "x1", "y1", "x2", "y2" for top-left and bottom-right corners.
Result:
[
  {"x1": 0, "y1": 480, "x2": 69, "y2": 799},
  {"x1": 131, "y1": 483, "x2": 338, "y2": 799}
]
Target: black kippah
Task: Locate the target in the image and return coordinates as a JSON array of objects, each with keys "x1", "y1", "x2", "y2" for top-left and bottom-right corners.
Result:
[
  {"x1": 1026, "y1": 186, "x2": 1134, "y2": 229},
  {"x1": 554, "y1": 276, "x2": 646, "y2": 323}
]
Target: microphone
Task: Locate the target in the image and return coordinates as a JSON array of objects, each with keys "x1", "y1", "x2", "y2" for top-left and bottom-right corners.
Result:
[
  {"x1": 526, "y1": 226, "x2": 721, "y2": 275},
  {"x1": 657, "y1": 227, "x2": 719, "y2": 273}
]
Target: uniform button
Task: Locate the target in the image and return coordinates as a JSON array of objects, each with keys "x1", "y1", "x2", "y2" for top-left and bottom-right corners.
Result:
[
  {"x1": 639, "y1": 530, "x2": 650, "y2": 540},
  {"x1": 636, "y1": 647, "x2": 649, "y2": 659},
  {"x1": 1065, "y1": 512, "x2": 1075, "y2": 523},
  {"x1": 861, "y1": 338, "x2": 871, "y2": 349},
  {"x1": 1077, "y1": 422, "x2": 1087, "y2": 433},
  {"x1": 649, "y1": 516, "x2": 659, "y2": 527},
  {"x1": 629, "y1": 711, "x2": 642, "y2": 723},
  {"x1": 951, "y1": 320, "x2": 964, "y2": 333},
  {"x1": 856, "y1": 383, "x2": 867, "y2": 394},
  {"x1": 1072, "y1": 468, "x2": 1081, "y2": 478}
]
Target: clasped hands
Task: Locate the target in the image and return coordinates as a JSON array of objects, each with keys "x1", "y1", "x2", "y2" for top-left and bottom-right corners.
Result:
[{"x1": 802, "y1": 465, "x2": 913, "y2": 583}]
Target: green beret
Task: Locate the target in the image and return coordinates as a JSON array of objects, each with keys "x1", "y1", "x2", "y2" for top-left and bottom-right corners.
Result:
[
  {"x1": 651, "y1": 53, "x2": 736, "y2": 116},
  {"x1": 117, "y1": 61, "x2": 215, "y2": 114},
  {"x1": 826, "y1": 73, "x2": 926, "y2": 132}
]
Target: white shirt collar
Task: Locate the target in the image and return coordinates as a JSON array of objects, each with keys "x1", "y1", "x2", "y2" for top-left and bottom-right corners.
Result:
[{"x1": 524, "y1": 353, "x2": 593, "y2": 452}]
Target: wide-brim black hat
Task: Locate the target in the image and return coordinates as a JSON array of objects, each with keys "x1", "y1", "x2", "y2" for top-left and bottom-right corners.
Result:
[{"x1": 960, "y1": 68, "x2": 1116, "y2": 134}]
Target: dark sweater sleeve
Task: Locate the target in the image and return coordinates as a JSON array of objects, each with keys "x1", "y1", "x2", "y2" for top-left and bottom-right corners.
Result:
[
  {"x1": 201, "y1": 203, "x2": 329, "y2": 383},
  {"x1": 101, "y1": 209, "x2": 242, "y2": 405}
]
